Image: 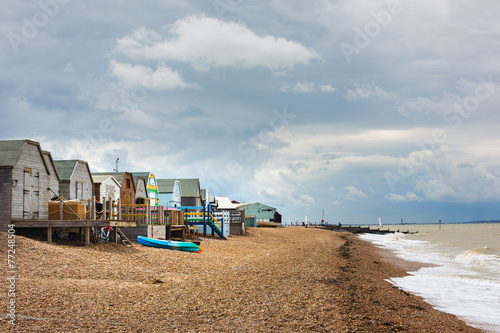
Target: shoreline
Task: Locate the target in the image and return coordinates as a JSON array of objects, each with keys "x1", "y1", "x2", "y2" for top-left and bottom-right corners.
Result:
[{"x1": 0, "y1": 227, "x2": 483, "y2": 332}]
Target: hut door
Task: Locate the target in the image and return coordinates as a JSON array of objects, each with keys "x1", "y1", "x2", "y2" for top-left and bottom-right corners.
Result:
[{"x1": 23, "y1": 168, "x2": 39, "y2": 220}]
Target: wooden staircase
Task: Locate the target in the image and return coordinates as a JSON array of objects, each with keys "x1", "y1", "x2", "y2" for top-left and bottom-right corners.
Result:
[{"x1": 117, "y1": 228, "x2": 133, "y2": 246}]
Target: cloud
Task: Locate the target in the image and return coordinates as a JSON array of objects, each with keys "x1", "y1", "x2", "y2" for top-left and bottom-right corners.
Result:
[
  {"x1": 318, "y1": 84, "x2": 337, "y2": 93},
  {"x1": 108, "y1": 60, "x2": 196, "y2": 90},
  {"x1": 393, "y1": 146, "x2": 500, "y2": 203},
  {"x1": 396, "y1": 77, "x2": 498, "y2": 117},
  {"x1": 386, "y1": 192, "x2": 423, "y2": 202},
  {"x1": 343, "y1": 185, "x2": 368, "y2": 201},
  {"x1": 112, "y1": 15, "x2": 321, "y2": 72},
  {"x1": 280, "y1": 81, "x2": 337, "y2": 93},
  {"x1": 344, "y1": 82, "x2": 392, "y2": 101},
  {"x1": 63, "y1": 63, "x2": 75, "y2": 73}
]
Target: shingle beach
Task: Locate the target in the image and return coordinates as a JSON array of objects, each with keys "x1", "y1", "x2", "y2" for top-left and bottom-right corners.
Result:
[{"x1": 1, "y1": 227, "x2": 482, "y2": 332}]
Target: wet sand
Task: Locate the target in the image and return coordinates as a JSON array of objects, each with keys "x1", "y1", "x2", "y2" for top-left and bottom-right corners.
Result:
[{"x1": 0, "y1": 227, "x2": 483, "y2": 332}]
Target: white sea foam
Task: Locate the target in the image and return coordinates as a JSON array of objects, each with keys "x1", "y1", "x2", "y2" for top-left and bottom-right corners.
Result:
[
  {"x1": 455, "y1": 248, "x2": 500, "y2": 274},
  {"x1": 358, "y1": 223, "x2": 500, "y2": 332}
]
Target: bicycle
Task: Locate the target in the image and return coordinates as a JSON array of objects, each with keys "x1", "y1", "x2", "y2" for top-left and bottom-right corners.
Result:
[{"x1": 93, "y1": 227, "x2": 117, "y2": 243}]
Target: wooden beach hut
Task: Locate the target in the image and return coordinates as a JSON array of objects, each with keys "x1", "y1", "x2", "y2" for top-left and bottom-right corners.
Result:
[
  {"x1": 133, "y1": 174, "x2": 148, "y2": 204},
  {"x1": 0, "y1": 139, "x2": 51, "y2": 231},
  {"x1": 92, "y1": 172, "x2": 135, "y2": 205},
  {"x1": 42, "y1": 150, "x2": 60, "y2": 199},
  {"x1": 178, "y1": 178, "x2": 203, "y2": 207},
  {"x1": 92, "y1": 175, "x2": 121, "y2": 205},
  {"x1": 157, "y1": 179, "x2": 181, "y2": 208},
  {"x1": 132, "y1": 172, "x2": 159, "y2": 207},
  {"x1": 53, "y1": 160, "x2": 94, "y2": 201},
  {"x1": 201, "y1": 188, "x2": 210, "y2": 206}
]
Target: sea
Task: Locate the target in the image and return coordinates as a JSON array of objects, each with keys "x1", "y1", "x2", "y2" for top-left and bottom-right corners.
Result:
[{"x1": 358, "y1": 223, "x2": 500, "y2": 333}]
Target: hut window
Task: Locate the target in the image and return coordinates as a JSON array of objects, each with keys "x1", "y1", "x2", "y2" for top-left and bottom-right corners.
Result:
[{"x1": 126, "y1": 178, "x2": 131, "y2": 188}]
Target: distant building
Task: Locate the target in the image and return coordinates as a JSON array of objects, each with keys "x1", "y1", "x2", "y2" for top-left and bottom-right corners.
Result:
[
  {"x1": 157, "y1": 179, "x2": 181, "y2": 208},
  {"x1": 236, "y1": 202, "x2": 278, "y2": 227}
]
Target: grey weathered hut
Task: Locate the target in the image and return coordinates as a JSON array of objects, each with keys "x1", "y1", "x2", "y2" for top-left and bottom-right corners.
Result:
[
  {"x1": 53, "y1": 160, "x2": 94, "y2": 200},
  {"x1": 132, "y1": 174, "x2": 148, "y2": 204},
  {"x1": 0, "y1": 139, "x2": 51, "y2": 231},
  {"x1": 178, "y1": 178, "x2": 203, "y2": 207},
  {"x1": 43, "y1": 150, "x2": 60, "y2": 198}
]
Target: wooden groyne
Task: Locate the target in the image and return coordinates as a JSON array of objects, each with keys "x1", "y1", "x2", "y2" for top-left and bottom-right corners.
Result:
[{"x1": 322, "y1": 225, "x2": 417, "y2": 235}]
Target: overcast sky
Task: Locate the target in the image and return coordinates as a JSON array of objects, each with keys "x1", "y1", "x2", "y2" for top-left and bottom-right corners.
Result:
[{"x1": 2, "y1": 0, "x2": 500, "y2": 224}]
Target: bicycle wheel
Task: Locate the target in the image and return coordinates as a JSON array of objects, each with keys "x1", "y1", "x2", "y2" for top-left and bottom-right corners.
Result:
[{"x1": 94, "y1": 228, "x2": 106, "y2": 243}]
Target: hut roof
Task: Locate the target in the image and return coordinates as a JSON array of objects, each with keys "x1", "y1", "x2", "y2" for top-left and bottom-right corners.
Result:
[
  {"x1": 132, "y1": 172, "x2": 153, "y2": 187},
  {"x1": 0, "y1": 139, "x2": 40, "y2": 167},
  {"x1": 92, "y1": 174, "x2": 121, "y2": 187},
  {"x1": 0, "y1": 139, "x2": 50, "y2": 173},
  {"x1": 54, "y1": 160, "x2": 92, "y2": 181},
  {"x1": 156, "y1": 179, "x2": 177, "y2": 193},
  {"x1": 92, "y1": 172, "x2": 134, "y2": 189},
  {"x1": 42, "y1": 150, "x2": 60, "y2": 181},
  {"x1": 177, "y1": 179, "x2": 200, "y2": 197},
  {"x1": 215, "y1": 196, "x2": 237, "y2": 210},
  {"x1": 53, "y1": 160, "x2": 79, "y2": 180}
]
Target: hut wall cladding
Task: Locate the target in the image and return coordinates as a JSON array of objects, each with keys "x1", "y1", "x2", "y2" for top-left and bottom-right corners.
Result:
[
  {"x1": 0, "y1": 169, "x2": 13, "y2": 227},
  {"x1": 59, "y1": 181, "x2": 71, "y2": 200},
  {"x1": 43, "y1": 155, "x2": 59, "y2": 198},
  {"x1": 135, "y1": 178, "x2": 147, "y2": 202},
  {"x1": 69, "y1": 163, "x2": 93, "y2": 200},
  {"x1": 120, "y1": 173, "x2": 135, "y2": 205},
  {"x1": 11, "y1": 143, "x2": 50, "y2": 221}
]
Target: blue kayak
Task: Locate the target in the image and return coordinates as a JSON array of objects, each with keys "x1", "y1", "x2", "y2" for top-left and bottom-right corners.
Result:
[{"x1": 137, "y1": 236, "x2": 202, "y2": 252}]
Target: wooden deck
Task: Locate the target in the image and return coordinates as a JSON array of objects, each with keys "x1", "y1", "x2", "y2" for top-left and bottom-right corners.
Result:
[{"x1": 12, "y1": 220, "x2": 137, "y2": 245}]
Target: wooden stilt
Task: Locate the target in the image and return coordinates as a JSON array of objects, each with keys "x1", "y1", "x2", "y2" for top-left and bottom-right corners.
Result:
[
  {"x1": 166, "y1": 225, "x2": 171, "y2": 240},
  {"x1": 47, "y1": 227, "x2": 52, "y2": 243},
  {"x1": 59, "y1": 201, "x2": 63, "y2": 220},
  {"x1": 85, "y1": 227, "x2": 90, "y2": 246}
]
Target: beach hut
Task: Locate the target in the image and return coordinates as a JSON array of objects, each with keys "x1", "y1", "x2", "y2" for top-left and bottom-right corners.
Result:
[
  {"x1": 157, "y1": 179, "x2": 181, "y2": 208},
  {"x1": 0, "y1": 139, "x2": 51, "y2": 230},
  {"x1": 92, "y1": 175, "x2": 121, "y2": 205},
  {"x1": 215, "y1": 196, "x2": 237, "y2": 211},
  {"x1": 42, "y1": 150, "x2": 60, "y2": 199},
  {"x1": 92, "y1": 172, "x2": 136, "y2": 205},
  {"x1": 178, "y1": 178, "x2": 203, "y2": 207},
  {"x1": 201, "y1": 188, "x2": 209, "y2": 206},
  {"x1": 132, "y1": 172, "x2": 159, "y2": 206},
  {"x1": 133, "y1": 174, "x2": 148, "y2": 204},
  {"x1": 53, "y1": 160, "x2": 94, "y2": 200},
  {"x1": 214, "y1": 196, "x2": 245, "y2": 235}
]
